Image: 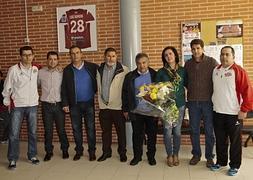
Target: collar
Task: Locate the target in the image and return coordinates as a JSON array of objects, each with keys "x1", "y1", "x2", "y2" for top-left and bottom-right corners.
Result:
[
  {"x1": 18, "y1": 62, "x2": 32, "y2": 70},
  {"x1": 137, "y1": 69, "x2": 149, "y2": 75},
  {"x1": 104, "y1": 63, "x2": 116, "y2": 71},
  {"x1": 192, "y1": 54, "x2": 205, "y2": 63},
  {"x1": 217, "y1": 63, "x2": 235, "y2": 70},
  {"x1": 72, "y1": 61, "x2": 84, "y2": 70}
]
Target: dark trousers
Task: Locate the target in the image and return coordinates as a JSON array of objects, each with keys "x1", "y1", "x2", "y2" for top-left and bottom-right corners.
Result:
[
  {"x1": 99, "y1": 109, "x2": 126, "y2": 155},
  {"x1": 0, "y1": 110, "x2": 10, "y2": 141},
  {"x1": 69, "y1": 101, "x2": 96, "y2": 154},
  {"x1": 131, "y1": 113, "x2": 158, "y2": 159},
  {"x1": 213, "y1": 112, "x2": 242, "y2": 169},
  {"x1": 42, "y1": 102, "x2": 69, "y2": 153}
]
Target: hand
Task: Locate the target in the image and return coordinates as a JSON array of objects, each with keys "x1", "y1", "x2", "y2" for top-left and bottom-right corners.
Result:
[
  {"x1": 7, "y1": 105, "x2": 11, "y2": 113},
  {"x1": 123, "y1": 112, "x2": 128, "y2": 120},
  {"x1": 63, "y1": 106, "x2": 70, "y2": 113},
  {"x1": 238, "y1": 111, "x2": 247, "y2": 120}
]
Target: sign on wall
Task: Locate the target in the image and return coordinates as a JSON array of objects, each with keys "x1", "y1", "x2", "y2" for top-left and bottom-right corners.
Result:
[
  {"x1": 181, "y1": 19, "x2": 243, "y2": 66},
  {"x1": 57, "y1": 5, "x2": 97, "y2": 52},
  {"x1": 182, "y1": 22, "x2": 201, "y2": 61}
]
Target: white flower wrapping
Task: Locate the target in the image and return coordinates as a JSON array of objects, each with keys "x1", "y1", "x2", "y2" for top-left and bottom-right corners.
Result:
[{"x1": 132, "y1": 82, "x2": 179, "y2": 126}]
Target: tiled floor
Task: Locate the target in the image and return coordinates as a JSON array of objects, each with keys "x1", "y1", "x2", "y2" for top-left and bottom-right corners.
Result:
[{"x1": 0, "y1": 142, "x2": 253, "y2": 180}]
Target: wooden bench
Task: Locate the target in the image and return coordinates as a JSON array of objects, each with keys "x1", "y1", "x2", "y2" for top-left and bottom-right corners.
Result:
[
  {"x1": 180, "y1": 111, "x2": 253, "y2": 147},
  {"x1": 242, "y1": 111, "x2": 253, "y2": 147}
]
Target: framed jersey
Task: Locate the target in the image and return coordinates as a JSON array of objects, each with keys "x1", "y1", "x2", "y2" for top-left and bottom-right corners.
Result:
[{"x1": 57, "y1": 5, "x2": 97, "y2": 52}]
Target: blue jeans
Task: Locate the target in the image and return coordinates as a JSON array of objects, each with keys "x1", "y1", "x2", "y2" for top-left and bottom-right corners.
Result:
[
  {"x1": 8, "y1": 106, "x2": 38, "y2": 161},
  {"x1": 42, "y1": 102, "x2": 69, "y2": 153},
  {"x1": 69, "y1": 101, "x2": 96, "y2": 154},
  {"x1": 163, "y1": 106, "x2": 185, "y2": 156},
  {"x1": 188, "y1": 101, "x2": 215, "y2": 160}
]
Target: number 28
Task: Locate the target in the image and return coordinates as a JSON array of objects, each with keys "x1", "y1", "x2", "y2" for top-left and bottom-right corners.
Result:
[{"x1": 70, "y1": 19, "x2": 85, "y2": 33}]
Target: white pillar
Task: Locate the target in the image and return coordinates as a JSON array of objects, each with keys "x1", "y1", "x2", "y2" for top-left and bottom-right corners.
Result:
[{"x1": 120, "y1": 0, "x2": 141, "y2": 150}]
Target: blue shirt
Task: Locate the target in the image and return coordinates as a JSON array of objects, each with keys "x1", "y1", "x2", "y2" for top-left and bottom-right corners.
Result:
[
  {"x1": 73, "y1": 66, "x2": 94, "y2": 102},
  {"x1": 134, "y1": 71, "x2": 151, "y2": 104}
]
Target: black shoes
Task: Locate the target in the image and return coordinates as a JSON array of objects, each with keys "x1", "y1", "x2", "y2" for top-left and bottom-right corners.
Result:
[
  {"x1": 120, "y1": 154, "x2": 127, "y2": 162},
  {"x1": 44, "y1": 153, "x2": 53, "y2": 161},
  {"x1": 148, "y1": 158, "x2": 156, "y2": 166},
  {"x1": 44, "y1": 152, "x2": 69, "y2": 161},
  {"x1": 73, "y1": 152, "x2": 95, "y2": 161},
  {"x1": 73, "y1": 152, "x2": 83, "y2": 161},
  {"x1": 189, "y1": 155, "x2": 201, "y2": 165},
  {"x1": 8, "y1": 160, "x2": 16, "y2": 170},
  {"x1": 97, "y1": 153, "x2": 111, "y2": 162},
  {"x1": 89, "y1": 152, "x2": 96, "y2": 161},
  {"x1": 97, "y1": 153, "x2": 127, "y2": 162},
  {"x1": 130, "y1": 157, "x2": 142, "y2": 166},
  {"x1": 62, "y1": 151, "x2": 69, "y2": 159}
]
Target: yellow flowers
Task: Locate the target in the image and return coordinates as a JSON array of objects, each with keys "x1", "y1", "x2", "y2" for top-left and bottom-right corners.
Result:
[
  {"x1": 137, "y1": 82, "x2": 171, "y2": 101},
  {"x1": 135, "y1": 82, "x2": 179, "y2": 126},
  {"x1": 150, "y1": 92, "x2": 157, "y2": 100}
]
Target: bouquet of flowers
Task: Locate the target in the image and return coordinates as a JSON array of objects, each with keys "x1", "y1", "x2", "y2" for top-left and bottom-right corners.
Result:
[{"x1": 132, "y1": 82, "x2": 179, "y2": 126}]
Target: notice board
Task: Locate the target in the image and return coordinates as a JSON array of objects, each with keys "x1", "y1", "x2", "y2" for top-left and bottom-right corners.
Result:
[{"x1": 181, "y1": 19, "x2": 243, "y2": 66}]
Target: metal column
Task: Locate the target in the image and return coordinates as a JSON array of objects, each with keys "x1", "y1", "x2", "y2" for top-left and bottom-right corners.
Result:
[{"x1": 120, "y1": 0, "x2": 142, "y2": 149}]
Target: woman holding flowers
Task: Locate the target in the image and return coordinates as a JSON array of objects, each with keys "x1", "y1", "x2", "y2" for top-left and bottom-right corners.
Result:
[{"x1": 156, "y1": 46, "x2": 186, "y2": 167}]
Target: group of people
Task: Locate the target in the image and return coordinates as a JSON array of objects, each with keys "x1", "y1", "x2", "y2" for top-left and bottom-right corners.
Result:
[{"x1": 1, "y1": 39, "x2": 252, "y2": 176}]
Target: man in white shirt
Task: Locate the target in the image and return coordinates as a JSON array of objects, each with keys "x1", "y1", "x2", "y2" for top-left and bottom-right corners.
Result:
[
  {"x1": 2, "y1": 46, "x2": 40, "y2": 170},
  {"x1": 210, "y1": 46, "x2": 253, "y2": 176},
  {"x1": 38, "y1": 51, "x2": 69, "y2": 162}
]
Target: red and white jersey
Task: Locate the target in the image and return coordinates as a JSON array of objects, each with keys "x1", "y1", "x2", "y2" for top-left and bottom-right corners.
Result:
[
  {"x1": 212, "y1": 65, "x2": 240, "y2": 115},
  {"x1": 64, "y1": 9, "x2": 94, "y2": 49}
]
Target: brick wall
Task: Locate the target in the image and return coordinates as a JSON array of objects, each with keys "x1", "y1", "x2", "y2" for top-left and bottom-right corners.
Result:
[{"x1": 0, "y1": 0, "x2": 252, "y2": 145}]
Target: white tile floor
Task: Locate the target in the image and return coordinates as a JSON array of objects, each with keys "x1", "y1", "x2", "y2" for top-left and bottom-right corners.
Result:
[{"x1": 0, "y1": 142, "x2": 253, "y2": 180}]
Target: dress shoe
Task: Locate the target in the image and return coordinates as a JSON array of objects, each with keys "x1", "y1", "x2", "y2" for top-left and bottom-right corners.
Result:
[
  {"x1": 120, "y1": 154, "x2": 127, "y2": 162},
  {"x1": 89, "y1": 152, "x2": 96, "y2": 161},
  {"x1": 189, "y1": 155, "x2": 201, "y2": 165},
  {"x1": 148, "y1": 157, "x2": 156, "y2": 166},
  {"x1": 44, "y1": 153, "x2": 53, "y2": 161},
  {"x1": 130, "y1": 157, "x2": 142, "y2": 166},
  {"x1": 62, "y1": 151, "x2": 69, "y2": 159},
  {"x1": 206, "y1": 159, "x2": 214, "y2": 168},
  {"x1": 73, "y1": 152, "x2": 83, "y2": 161},
  {"x1": 97, "y1": 153, "x2": 111, "y2": 162}
]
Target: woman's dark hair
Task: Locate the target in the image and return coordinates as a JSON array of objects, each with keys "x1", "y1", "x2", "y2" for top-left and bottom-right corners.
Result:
[{"x1": 161, "y1": 46, "x2": 179, "y2": 67}]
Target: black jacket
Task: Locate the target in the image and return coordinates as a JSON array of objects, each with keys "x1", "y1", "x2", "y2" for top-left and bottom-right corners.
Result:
[
  {"x1": 122, "y1": 67, "x2": 157, "y2": 112},
  {"x1": 61, "y1": 60, "x2": 98, "y2": 107}
]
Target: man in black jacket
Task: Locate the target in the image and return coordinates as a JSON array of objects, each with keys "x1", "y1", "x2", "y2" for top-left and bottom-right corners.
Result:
[
  {"x1": 122, "y1": 53, "x2": 158, "y2": 166},
  {"x1": 61, "y1": 45, "x2": 98, "y2": 161},
  {"x1": 0, "y1": 70, "x2": 10, "y2": 144}
]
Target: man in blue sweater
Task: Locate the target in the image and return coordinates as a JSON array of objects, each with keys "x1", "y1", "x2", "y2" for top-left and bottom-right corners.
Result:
[
  {"x1": 122, "y1": 53, "x2": 157, "y2": 166},
  {"x1": 61, "y1": 45, "x2": 98, "y2": 161}
]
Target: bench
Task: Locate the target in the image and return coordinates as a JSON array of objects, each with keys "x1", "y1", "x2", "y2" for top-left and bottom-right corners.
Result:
[
  {"x1": 180, "y1": 111, "x2": 253, "y2": 147},
  {"x1": 242, "y1": 111, "x2": 253, "y2": 147}
]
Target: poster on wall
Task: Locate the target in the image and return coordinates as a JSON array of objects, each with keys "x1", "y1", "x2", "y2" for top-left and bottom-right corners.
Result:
[
  {"x1": 57, "y1": 5, "x2": 97, "y2": 52},
  {"x1": 216, "y1": 19, "x2": 243, "y2": 38},
  {"x1": 204, "y1": 44, "x2": 243, "y2": 67},
  {"x1": 181, "y1": 22, "x2": 201, "y2": 62},
  {"x1": 181, "y1": 19, "x2": 243, "y2": 66}
]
